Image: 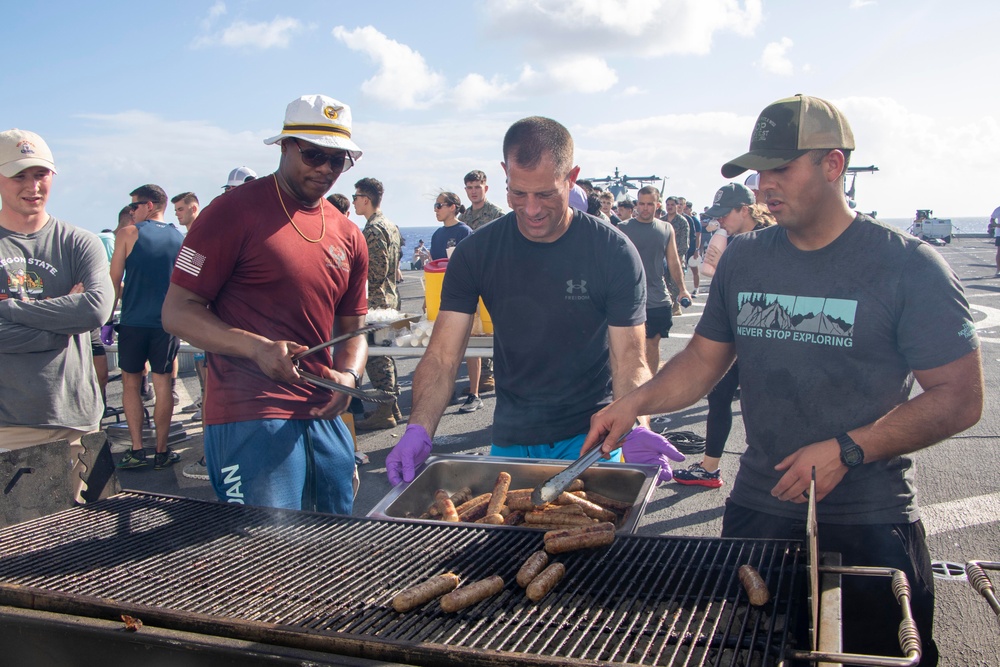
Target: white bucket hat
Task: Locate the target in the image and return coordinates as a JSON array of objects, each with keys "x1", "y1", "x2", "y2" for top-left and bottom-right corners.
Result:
[
  {"x1": 263, "y1": 94, "x2": 362, "y2": 160},
  {"x1": 0, "y1": 129, "x2": 56, "y2": 178}
]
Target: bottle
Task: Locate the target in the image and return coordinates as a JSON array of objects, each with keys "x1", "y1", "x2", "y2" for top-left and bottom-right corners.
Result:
[{"x1": 699, "y1": 229, "x2": 729, "y2": 278}]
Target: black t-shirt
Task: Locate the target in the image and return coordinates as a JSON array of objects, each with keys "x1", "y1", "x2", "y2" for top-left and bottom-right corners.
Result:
[{"x1": 441, "y1": 211, "x2": 646, "y2": 446}]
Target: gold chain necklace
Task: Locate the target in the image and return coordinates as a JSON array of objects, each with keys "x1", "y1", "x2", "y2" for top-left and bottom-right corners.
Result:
[{"x1": 274, "y1": 175, "x2": 325, "y2": 243}]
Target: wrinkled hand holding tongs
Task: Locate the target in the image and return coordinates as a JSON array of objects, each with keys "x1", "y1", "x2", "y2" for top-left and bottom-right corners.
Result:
[{"x1": 290, "y1": 322, "x2": 395, "y2": 404}]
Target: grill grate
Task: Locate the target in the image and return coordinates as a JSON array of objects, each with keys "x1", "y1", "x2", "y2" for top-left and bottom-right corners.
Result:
[{"x1": 0, "y1": 493, "x2": 805, "y2": 666}]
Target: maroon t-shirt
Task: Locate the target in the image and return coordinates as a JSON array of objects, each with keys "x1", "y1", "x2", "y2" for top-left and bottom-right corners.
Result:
[{"x1": 170, "y1": 175, "x2": 368, "y2": 424}]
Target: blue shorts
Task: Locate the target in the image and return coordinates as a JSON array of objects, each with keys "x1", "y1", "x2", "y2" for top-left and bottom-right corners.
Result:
[
  {"x1": 204, "y1": 418, "x2": 355, "y2": 514},
  {"x1": 491, "y1": 433, "x2": 622, "y2": 462}
]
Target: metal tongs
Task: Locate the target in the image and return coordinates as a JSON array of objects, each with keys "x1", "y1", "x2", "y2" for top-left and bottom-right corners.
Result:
[
  {"x1": 531, "y1": 429, "x2": 632, "y2": 505},
  {"x1": 291, "y1": 322, "x2": 395, "y2": 404}
]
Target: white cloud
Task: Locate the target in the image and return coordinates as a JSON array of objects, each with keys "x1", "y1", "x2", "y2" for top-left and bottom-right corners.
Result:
[
  {"x1": 759, "y1": 37, "x2": 795, "y2": 76},
  {"x1": 333, "y1": 26, "x2": 446, "y2": 110},
  {"x1": 622, "y1": 85, "x2": 643, "y2": 96},
  {"x1": 193, "y1": 16, "x2": 303, "y2": 49},
  {"x1": 453, "y1": 73, "x2": 517, "y2": 111},
  {"x1": 486, "y1": 0, "x2": 763, "y2": 57},
  {"x1": 849, "y1": 0, "x2": 876, "y2": 8},
  {"x1": 201, "y1": 1, "x2": 226, "y2": 31}
]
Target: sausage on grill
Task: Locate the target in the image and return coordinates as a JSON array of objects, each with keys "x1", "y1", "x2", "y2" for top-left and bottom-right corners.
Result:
[
  {"x1": 392, "y1": 573, "x2": 460, "y2": 612},
  {"x1": 738, "y1": 565, "x2": 770, "y2": 606},
  {"x1": 526, "y1": 562, "x2": 566, "y2": 602},
  {"x1": 545, "y1": 525, "x2": 616, "y2": 554},
  {"x1": 439, "y1": 575, "x2": 504, "y2": 612},
  {"x1": 543, "y1": 522, "x2": 615, "y2": 543},
  {"x1": 516, "y1": 551, "x2": 550, "y2": 588}
]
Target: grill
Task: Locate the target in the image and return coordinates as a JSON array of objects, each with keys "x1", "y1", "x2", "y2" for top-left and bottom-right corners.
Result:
[{"x1": 0, "y1": 492, "x2": 809, "y2": 666}]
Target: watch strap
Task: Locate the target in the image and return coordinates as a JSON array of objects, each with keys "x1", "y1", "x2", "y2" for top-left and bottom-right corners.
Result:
[{"x1": 342, "y1": 368, "x2": 362, "y2": 388}]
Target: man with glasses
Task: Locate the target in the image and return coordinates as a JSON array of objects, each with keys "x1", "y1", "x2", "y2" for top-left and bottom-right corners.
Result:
[
  {"x1": 162, "y1": 94, "x2": 369, "y2": 514},
  {"x1": 111, "y1": 184, "x2": 185, "y2": 470},
  {"x1": 0, "y1": 128, "x2": 114, "y2": 504},
  {"x1": 351, "y1": 177, "x2": 403, "y2": 431}
]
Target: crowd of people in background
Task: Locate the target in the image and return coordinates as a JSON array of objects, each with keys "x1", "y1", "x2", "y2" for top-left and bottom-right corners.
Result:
[{"x1": 1, "y1": 92, "x2": 984, "y2": 666}]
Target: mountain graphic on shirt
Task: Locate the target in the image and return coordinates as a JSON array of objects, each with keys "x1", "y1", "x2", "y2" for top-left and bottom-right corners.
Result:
[{"x1": 737, "y1": 292, "x2": 855, "y2": 337}]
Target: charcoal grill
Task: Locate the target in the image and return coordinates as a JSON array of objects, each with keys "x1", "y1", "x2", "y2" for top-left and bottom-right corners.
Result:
[{"x1": 0, "y1": 492, "x2": 899, "y2": 666}]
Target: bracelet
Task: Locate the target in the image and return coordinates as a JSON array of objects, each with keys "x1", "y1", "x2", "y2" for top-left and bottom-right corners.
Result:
[{"x1": 341, "y1": 368, "x2": 362, "y2": 388}]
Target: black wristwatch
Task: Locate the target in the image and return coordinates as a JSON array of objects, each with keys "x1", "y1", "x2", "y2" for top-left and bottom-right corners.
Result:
[
  {"x1": 836, "y1": 433, "x2": 865, "y2": 468},
  {"x1": 342, "y1": 368, "x2": 361, "y2": 388}
]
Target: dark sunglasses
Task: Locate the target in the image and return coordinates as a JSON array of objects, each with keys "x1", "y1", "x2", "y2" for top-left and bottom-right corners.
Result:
[
  {"x1": 128, "y1": 201, "x2": 149, "y2": 211},
  {"x1": 434, "y1": 202, "x2": 453, "y2": 210},
  {"x1": 294, "y1": 141, "x2": 354, "y2": 172},
  {"x1": 351, "y1": 194, "x2": 368, "y2": 202}
]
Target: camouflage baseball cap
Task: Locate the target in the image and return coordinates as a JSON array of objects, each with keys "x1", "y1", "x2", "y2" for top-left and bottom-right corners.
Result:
[{"x1": 721, "y1": 94, "x2": 854, "y2": 178}]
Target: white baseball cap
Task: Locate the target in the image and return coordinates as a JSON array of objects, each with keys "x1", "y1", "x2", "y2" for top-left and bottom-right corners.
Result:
[
  {"x1": 744, "y1": 172, "x2": 760, "y2": 191},
  {"x1": 224, "y1": 166, "x2": 257, "y2": 188},
  {"x1": 0, "y1": 129, "x2": 57, "y2": 177},
  {"x1": 263, "y1": 94, "x2": 363, "y2": 160}
]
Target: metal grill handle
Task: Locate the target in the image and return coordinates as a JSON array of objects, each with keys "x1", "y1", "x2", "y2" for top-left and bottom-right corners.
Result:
[
  {"x1": 965, "y1": 561, "x2": 1000, "y2": 629},
  {"x1": 790, "y1": 565, "x2": 921, "y2": 667}
]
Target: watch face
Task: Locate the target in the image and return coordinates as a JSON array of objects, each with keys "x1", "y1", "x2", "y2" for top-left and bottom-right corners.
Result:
[{"x1": 842, "y1": 445, "x2": 863, "y2": 467}]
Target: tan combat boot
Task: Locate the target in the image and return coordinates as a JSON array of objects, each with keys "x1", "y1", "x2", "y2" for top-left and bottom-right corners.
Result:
[
  {"x1": 355, "y1": 402, "x2": 397, "y2": 431},
  {"x1": 392, "y1": 402, "x2": 404, "y2": 422}
]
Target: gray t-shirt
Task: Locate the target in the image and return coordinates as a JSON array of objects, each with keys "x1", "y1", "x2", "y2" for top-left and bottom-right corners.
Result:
[
  {"x1": 696, "y1": 214, "x2": 979, "y2": 524},
  {"x1": 0, "y1": 216, "x2": 114, "y2": 429},
  {"x1": 618, "y1": 218, "x2": 674, "y2": 309}
]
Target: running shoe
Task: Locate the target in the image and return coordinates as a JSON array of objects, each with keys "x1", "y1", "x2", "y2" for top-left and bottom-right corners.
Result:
[
  {"x1": 153, "y1": 449, "x2": 181, "y2": 470},
  {"x1": 459, "y1": 395, "x2": 483, "y2": 413},
  {"x1": 182, "y1": 456, "x2": 209, "y2": 480},
  {"x1": 116, "y1": 449, "x2": 148, "y2": 469},
  {"x1": 673, "y1": 463, "x2": 723, "y2": 488}
]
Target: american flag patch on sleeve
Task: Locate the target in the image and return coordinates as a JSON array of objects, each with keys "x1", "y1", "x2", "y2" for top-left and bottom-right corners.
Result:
[{"x1": 176, "y1": 246, "x2": 207, "y2": 277}]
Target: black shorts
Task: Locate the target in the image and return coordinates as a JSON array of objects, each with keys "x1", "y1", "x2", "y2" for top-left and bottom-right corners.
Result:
[
  {"x1": 644, "y1": 307, "x2": 673, "y2": 339},
  {"x1": 89, "y1": 328, "x2": 106, "y2": 356},
  {"x1": 994, "y1": 237, "x2": 1000, "y2": 247},
  {"x1": 118, "y1": 324, "x2": 179, "y2": 374}
]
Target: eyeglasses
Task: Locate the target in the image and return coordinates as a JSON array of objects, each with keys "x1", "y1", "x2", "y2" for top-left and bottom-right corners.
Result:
[
  {"x1": 294, "y1": 141, "x2": 354, "y2": 172},
  {"x1": 128, "y1": 201, "x2": 149, "y2": 211},
  {"x1": 434, "y1": 202, "x2": 453, "y2": 210},
  {"x1": 351, "y1": 194, "x2": 368, "y2": 202}
]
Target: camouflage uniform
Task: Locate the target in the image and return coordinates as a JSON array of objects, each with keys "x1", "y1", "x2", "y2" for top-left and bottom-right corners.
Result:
[
  {"x1": 458, "y1": 200, "x2": 505, "y2": 231},
  {"x1": 363, "y1": 212, "x2": 401, "y2": 402},
  {"x1": 664, "y1": 213, "x2": 689, "y2": 307},
  {"x1": 458, "y1": 199, "x2": 506, "y2": 384}
]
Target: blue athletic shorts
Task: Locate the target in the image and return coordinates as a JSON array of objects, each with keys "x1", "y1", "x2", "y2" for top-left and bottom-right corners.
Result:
[
  {"x1": 204, "y1": 417, "x2": 355, "y2": 514},
  {"x1": 491, "y1": 433, "x2": 622, "y2": 462}
]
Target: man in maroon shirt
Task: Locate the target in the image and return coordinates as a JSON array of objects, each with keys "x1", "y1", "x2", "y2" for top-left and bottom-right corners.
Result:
[{"x1": 162, "y1": 95, "x2": 369, "y2": 514}]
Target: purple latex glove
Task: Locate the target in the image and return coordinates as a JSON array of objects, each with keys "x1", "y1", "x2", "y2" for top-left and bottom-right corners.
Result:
[
  {"x1": 100, "y1": 324, "x2": 115, "y2": 346},
  {"x1": 386, "y1": 424, "x2": 433, "y2": 486},
  {"x1": 622, "y1": 427, "x2": 686, "y2": 484}
]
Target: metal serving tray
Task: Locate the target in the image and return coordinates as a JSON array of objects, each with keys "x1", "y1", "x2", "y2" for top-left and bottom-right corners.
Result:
[{"x1": 367, "y1": 454, "x2": 660, "y2": 534}]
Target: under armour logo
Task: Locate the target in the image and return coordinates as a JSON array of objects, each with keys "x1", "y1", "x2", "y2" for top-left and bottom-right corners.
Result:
[{"x1": 566, "y1": 279, "x2": 587, "y2": 295}]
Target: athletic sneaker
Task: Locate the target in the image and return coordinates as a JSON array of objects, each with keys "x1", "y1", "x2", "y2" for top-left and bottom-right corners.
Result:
[
  {"x1": 181, "y1": 400, "x2": 201, "y2": 414},
  {"x1": 117, "y1": 449, "x2": 148, "y2": 469},
  {"x1": 459, "y1": 395, "x2": 483, "y2": 413},
  {"x1": 154, "y1": 449, "x2": 181, "y2": 470},
  {"x1": 182, "y1": 456, "x2": 209, "y2": 480},
  {"x1": 673, "y1": 463, "x2": 723, "y2": 488}
]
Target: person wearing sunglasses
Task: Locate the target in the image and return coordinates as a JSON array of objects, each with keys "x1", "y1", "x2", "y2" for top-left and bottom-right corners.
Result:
[
  {"x1": 351, "y1": 177, "x2": 403, "y2": 432},
  {"x1": 429, "y1": 192, "x2": 482, "y2": 413},
  {"x1": 162, "y1": 94, "x2": 369, "y2": 515}
]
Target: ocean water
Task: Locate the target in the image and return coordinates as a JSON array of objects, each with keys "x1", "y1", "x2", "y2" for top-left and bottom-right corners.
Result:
[{"x1": 396, "y1": 217, "x2": 990, "y2": 269}]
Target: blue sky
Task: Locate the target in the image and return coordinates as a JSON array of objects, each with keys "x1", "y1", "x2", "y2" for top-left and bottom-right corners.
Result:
[{"x1": 3, "y1": 0, "x2": 998, "y2": 232}]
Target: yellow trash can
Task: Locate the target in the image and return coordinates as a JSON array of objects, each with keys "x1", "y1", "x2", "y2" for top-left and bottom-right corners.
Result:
[{"x1": 423, "y1": 258, "x2": 449, "y2": 321}]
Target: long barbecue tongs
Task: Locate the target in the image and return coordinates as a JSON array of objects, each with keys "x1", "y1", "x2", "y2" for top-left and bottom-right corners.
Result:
[{"x1": 291, "y1": 322, "x2": 395, "y2": 404}]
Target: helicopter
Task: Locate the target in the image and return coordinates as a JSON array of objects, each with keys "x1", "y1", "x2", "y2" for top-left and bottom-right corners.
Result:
[
  {"x1": 582, "y1": 168, "x2": 665, "y2": 203},
  {"x1": 845, "y1": 164, "x2": 879, "y2": 216}
]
